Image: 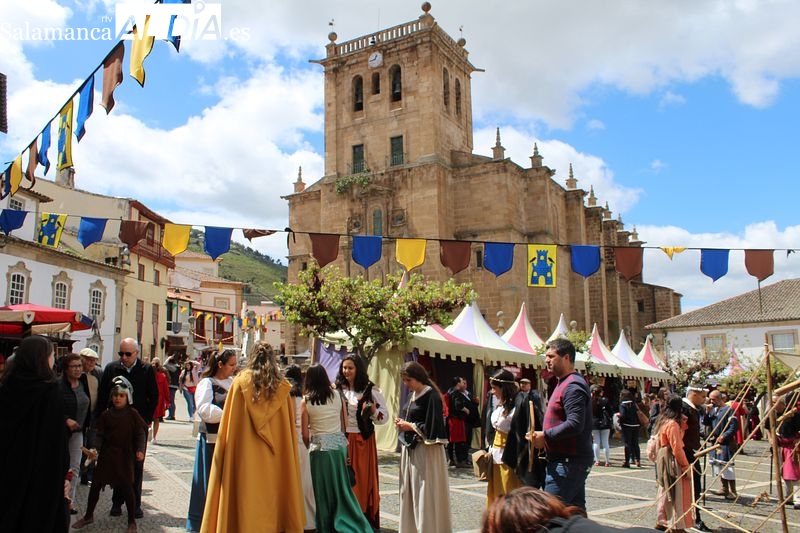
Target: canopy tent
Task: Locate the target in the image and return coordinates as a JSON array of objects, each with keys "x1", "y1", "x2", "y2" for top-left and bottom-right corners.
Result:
[
  {"x1": 611, "y1": 331, "x2": 672, "y2": 382},
  {"x1": 586, "y1": 324, "x2": 640, "y2": 378},
  {"x1": 637, "y1": 337, "x2": 666, "y2": 370},
  {"x1": 0, "y1": 303, "x2": 94, "y2": 336},
  {"x1": 500, "y1": 302, "x2": 545, "y2": 352}
]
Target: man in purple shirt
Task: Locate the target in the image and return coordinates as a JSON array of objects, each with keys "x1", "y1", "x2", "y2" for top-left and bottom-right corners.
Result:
[{"x1": 531, "y1": 338, "x2": 593, "y2": 511}]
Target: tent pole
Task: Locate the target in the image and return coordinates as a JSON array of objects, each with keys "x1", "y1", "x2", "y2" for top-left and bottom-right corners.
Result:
[{"x1": 765, "y1": 341, "x2": 789, "y2": 533}]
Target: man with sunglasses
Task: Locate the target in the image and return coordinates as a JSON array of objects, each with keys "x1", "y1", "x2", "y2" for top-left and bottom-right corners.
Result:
[{"x1": 95, "y1": 338, "x2": 158, "y2": 520}]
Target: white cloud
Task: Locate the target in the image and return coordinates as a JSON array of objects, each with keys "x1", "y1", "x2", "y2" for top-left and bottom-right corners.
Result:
[
  {"x1": 650, "y1": 159, "x2": 666, "y2": 172},
  {"x1": 659, "y1": 91, "x2": 686, "y2": 108},
  {"x1": 586, "y1": 119, "x2": 605, "y2": 131}
]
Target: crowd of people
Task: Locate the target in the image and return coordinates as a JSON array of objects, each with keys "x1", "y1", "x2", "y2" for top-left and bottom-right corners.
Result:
[{"x1": 2, "y1": 334, "x2": 800, "y2": 533}]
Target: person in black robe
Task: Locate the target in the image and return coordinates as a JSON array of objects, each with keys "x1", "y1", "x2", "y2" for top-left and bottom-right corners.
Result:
[
  {"x1": 502, "y1": 386, "x2": 545, "y2": 487},
  {"x1": 0, "y1": 335, "x2": 70, "y2": 533}
]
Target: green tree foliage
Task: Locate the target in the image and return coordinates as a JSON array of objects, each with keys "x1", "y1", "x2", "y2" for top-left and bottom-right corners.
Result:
[
  {"x1": 274, "y1": 264, "x2": 475, "y2": 360},
  {"x1": 666, "y1": 351, "x2": 728, "y2": 396},
  {"x1": 717, "y1": 355, "x2": 793, "y2": 400}
]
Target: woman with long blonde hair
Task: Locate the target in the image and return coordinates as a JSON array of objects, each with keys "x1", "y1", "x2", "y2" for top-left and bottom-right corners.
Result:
[{"x1": 200, "y1": 342, "x2": 304, "y2": 532}]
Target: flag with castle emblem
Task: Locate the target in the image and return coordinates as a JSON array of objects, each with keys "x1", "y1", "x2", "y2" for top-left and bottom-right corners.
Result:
[
  {"x1": 57, "y1": 100, "x2": 73, "y2": 170},
  {"x1": 527, "y1": 244, "x2": 557, "y2": 288},
  {"x1": 38, "y1": 213, "x2": 68, "y2": 248}
]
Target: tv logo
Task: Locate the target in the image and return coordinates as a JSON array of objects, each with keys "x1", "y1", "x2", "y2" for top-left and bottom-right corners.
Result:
[{"x1": 116, "y1": 1, "x2": 223, "y2": 41}]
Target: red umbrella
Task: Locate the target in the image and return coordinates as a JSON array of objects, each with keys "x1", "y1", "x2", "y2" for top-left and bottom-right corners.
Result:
[{"x1": 0, "y1": 303, "x2": 94, "y2": 335}]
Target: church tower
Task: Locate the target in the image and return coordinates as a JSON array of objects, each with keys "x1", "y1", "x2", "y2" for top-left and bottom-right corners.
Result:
[{"x1": 315, "y1": 2, "x2": 476, "y2": 176}]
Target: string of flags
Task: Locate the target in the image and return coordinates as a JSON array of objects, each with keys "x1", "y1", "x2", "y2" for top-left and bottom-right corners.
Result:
[
  {"x1": 1, "y1": 1, "x2": 182, "y2": 200},
  {"x1": 0, "y1": 207, "x2": 794, "y2": 286}
]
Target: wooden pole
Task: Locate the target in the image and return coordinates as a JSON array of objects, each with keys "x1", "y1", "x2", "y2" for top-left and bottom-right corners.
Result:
[
  {"x1": 765, "y1": 342, "x2": 789, "y2": 533},
  {"x1": 528, "y1": 399, "x2": 535, "y2": 472},
  {"x1": 774, "y1": 377, "x2": 800, "y2": 397}
]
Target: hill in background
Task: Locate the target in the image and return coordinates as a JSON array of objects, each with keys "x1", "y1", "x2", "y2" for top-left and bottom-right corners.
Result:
[{"x1": 187, "y1": 229, "x2": 288, "y2": 305}]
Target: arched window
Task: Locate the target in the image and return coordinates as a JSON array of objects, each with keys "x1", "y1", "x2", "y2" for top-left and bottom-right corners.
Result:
[
  {"x1": 390, "y1": 65, "x2": 402, "y2": 102},
  {"x1": 455, "y1": 78, "x2": 462, "y2": 118},
  {"x1": 353, "y1": 75, "x2": 364, "y2": 111},
  {"x1": 371, "y1": 72, "x2": 380, "y2": 95},
  {"x1": 9, "y1": 272, "x2": 25, "y2": 305},
  {"x1": 53, "y1": 282, "x2": 68, "y2": 309},
  {"x1": 372, "y1": 209, "x2": 383, "y2": 236},
  {"x1": 443, "y1": 68, "x2": 450, "y2": 111}
]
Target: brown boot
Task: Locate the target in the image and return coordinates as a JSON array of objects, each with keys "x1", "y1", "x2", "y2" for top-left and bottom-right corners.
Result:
[{"x1": 726, "y1": 479, "x2": 738, "y2": 499}]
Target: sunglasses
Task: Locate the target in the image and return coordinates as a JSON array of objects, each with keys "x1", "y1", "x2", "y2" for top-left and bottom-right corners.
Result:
[{"x1": 118, "y1": 351, "x2": 136, "y2": 357}]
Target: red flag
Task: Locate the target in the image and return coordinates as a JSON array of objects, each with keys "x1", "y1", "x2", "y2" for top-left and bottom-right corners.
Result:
[
  {"x1": 744, "y1": 249, "x2": 774, "y2": 281},
  {"x1": 614, "y1": 247, "x2": 643, "y2": 281},
  {"x1": 101, "y1": 43, "x2": 124, "y2": 113}
]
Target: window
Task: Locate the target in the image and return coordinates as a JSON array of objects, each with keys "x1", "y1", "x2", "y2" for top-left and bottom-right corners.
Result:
[
  {"x1": 475, "y1": 249, "x2": 483, "y2": 270},
  {"x1": 90, "y1": 289, "x2": 103, "y2": 319},
  {"x1": 371, "y1": 72, "x2": 380, "y2": 95},
  {"x1": 372, "y1": 209, "x2": 383, "y2": 236},
  {"x1": 152, "y1": 303, "x2": 159, "y2": 327},
  {"x1": 390, "y1": 135, "x2": 404, "y2": 166},
  {"x1": 166, "y1": 301, "x2": 175, "y2": 331},
  {"x1": 637, "y1": 300, "x2": 645, "y2": 313},
  {"x1": 701, "y1": 334, "x2": 725, "y2": 357},
  {"x1": 138, "y1": 264, "x2": 145, "y2": 281},
  {"x1": 390, "y1": 65, "x2": 402, "y2": 102},
  {"x1": 153, "y1": 268, "x2": 160, "y2": 286},
  {"x1": 352, "y1": 144, "x2": 365, "y2": 173},
  {"x1": 145, "y1": 223, "x2": 154, "y2": 245},
  {"x1": 53, "y1": 282, "x2": 68, "y2": 309},
  {"x1": 353, "y1": 76, "x2": 364, "y2": 112},
  {"x1": 9, "y1": 272, "x2": 25, "y2": 305},
  {"x1": 771, "y1": 331, "x2": 798, "y2": 353},
  {"x1": 136, "y1": 299, "x2": 144, "y2": 325},
  {"x1": 301, "y1": 261, "x2": 308, "y2": 271},
  {"x1": 443, "y1": 68, "x2": 450, "y2": 110},
  {"x1": 9, "y1": 197, "x2": 24, "y2": 211},
  {"x1": 455, "y1": 78, "x2": 462, "y2": 117}
]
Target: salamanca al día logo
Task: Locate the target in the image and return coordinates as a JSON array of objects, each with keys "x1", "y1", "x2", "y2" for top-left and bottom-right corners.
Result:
[{"x1": 115, "y1": 1, "x2": 224, "y2": 41}]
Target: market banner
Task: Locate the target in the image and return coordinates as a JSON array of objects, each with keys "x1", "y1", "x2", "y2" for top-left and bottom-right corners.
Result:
[{"x1": 528, "y1": 244, "x2": 557, "y2": 287}]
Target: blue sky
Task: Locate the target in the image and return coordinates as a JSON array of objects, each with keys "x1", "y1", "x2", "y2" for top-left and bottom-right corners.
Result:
[{"x1": 1, "y1": 0, "x2": 798, "y2": 313}]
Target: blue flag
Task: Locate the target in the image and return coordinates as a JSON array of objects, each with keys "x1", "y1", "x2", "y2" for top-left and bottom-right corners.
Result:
[
  {"x1": 700, "y1": 249, "x2": 729, "y2": 282},
  {"x1": 352, "y1": 235, "x2": 382, "y2": 269},
  {"x1": 76, "y1": 75, "x2": 95, "y2": 142},
  {"x1": 484, "y1": 242, "x2": 514, "y2": 277},
  {"x1": 0, "y1": 209, "x2": 27, "y2": 234},
  {"x1": 570, "y1": 245, "x2": 601, "y2": 279},
  {"x1": 38, "y1": 122, "x2": 51, "y2": 174},
  {"x1": 204, "y1": 226, "x2": 232, "y2": 260},
  {"x1": 77, "y1": 217, "x2": 107, "y2": 248}
]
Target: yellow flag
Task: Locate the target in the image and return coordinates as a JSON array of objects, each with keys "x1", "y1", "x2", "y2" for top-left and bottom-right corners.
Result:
[
  {"x1": 57, "y1": 100, "x2": 73, "y2": 170},
  {"x1": 162, "y1": 223, "x2": 191, "y2": 256},
  {"x1": 9, "y1": 155, "x2": 22, "y2": 195},
  {"x1": 527, "y1": 244, "x2": 557, "y2": 288},
  {"x1": 660, "y1": 247, "x2": 687, "y2": 260},
  {"x1": 130, "y1": 16, "x2": 155, "y2": 87},
  {"x1": 38, "y1": 213, "x2": 68, "y2": 248},
  {"x1": 396, "y1": 238, "x2": 426, "y2": 272}
]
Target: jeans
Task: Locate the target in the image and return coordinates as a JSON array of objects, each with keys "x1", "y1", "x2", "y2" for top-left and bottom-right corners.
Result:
[
  {"x1": 622, "y1": 425, "x2": 640, "y2": 464},
  {"x1": 182, "y1": 389, "x2": 196, "y2": 420},
  {"x1": 167, "y1": 387, "x2": 178, "y2": 419},
  {"x1": 591, "y1": 428, "x2": 611, "y2": 464},
  {"x1": 544, "y1": 458, "x2": 592, "y2": 510},
  {"x1": 67, "y1": 431, "x2": 83, "y2": 505}
]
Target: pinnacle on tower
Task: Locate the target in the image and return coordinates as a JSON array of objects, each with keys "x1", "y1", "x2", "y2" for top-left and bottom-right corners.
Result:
[
  {"x1": 294, "y1": 166, "x2": 306, "y2": 193},
  {"x1": 492, "y1": 127, "x2": 505, "y2": 160},
  {"x1": 530, "y1": 142, "x2": 543, "y2": 168},
  {"x1": 566, "y1": 163, "x2": 578, "y2": 189},
  {"x1": 588, "y1": 186, "x2": 597, "y2": 207}
]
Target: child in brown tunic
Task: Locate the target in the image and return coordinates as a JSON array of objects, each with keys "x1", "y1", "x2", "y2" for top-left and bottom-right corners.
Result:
[{"x1": 72, "y1": 380, "x2": 146, "y2": 532}]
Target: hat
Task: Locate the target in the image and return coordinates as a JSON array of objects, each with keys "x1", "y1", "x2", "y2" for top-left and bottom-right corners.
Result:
[
  {"x1": 79, "y1": 347, "x2": 99, "y2": 359},
  {"x1": 519, "y1": 378, "x2": 531, "y2": 384},
  {"x1": 111, "y1": 375, "x2": 134, "y2": 405}
]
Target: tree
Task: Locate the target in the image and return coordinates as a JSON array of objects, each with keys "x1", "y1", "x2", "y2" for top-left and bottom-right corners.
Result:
[
  {"x1": 274, "y1": 264, "x2": 475, "y2": 361},
  {"x1": 665, "y1": 350, "x2": 728, "y2": 396}
]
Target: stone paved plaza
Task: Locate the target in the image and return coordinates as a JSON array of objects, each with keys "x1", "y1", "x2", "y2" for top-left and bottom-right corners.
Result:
[{"x1": 70, "y1": 403, "x2": 800, "y2": 532}]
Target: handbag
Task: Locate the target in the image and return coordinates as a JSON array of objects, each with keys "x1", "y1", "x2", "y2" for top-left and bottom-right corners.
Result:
[
  {"x1": 472, "y1": 449, "x2": 491, "y2": 481},
  {"x1": 636, "y1": 408, "x2": 649, "y2": 427}
]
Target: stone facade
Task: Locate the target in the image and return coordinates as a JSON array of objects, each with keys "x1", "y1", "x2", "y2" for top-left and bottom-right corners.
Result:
[{"x1": 285, "y1": 4, "x2": 681, "y2": 355}]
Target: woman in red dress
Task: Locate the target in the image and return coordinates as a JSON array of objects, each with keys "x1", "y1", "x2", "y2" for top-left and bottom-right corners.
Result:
[{"x1": 150, "y1": 358, "x2": 171, "y2": 444}]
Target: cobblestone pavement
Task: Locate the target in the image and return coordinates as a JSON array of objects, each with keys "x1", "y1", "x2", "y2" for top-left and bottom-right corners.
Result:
[{"x1": 70, "y1": 403, "x2": 800, "y2": 532}]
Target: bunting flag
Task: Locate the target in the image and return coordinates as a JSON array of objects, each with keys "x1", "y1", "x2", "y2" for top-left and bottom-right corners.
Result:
[
  {"x1": 37, "y1": 213, "x2": 67, "y2": 248},
  {"x1": 38, "y1": 122, "x2": 51, "y2": 174},
  {"x1": 243, "y1": 228, "x2": 276, "y2": 241},
  {"x1": 396, "y1": 238, "x2": 426, "y2": 272},
  {"x1": 528, "y1": 244, "x2": 557, "y2": 287},
  {"x1": 162, "y1": 0, "x2": 188, "y2": 52},
  {"x1": 77, "y1": 217, "x2": 108, "y2": 248},
  {"x1": 570, "y1": 245, "x2": 600, "y2": 279},
  {"x1": 162, "y1": 223, "x2": 191, "y2": 256},
  {"x1": 700, "y1": 249, "x2": 728, "y2": 282},
  {"x1": 119, "y1": 220, "x2": 152, "y2": 248},
  {"x1": 75, "y1": 75, "x2": 94, "y2": 142},
  {"x1": 484, "y1": 242, "x2": 514, "y2": 277},
  {"x1": 614, "y1": 247, "x2": 643, "y2": 281},
  {"x1": 204, "y1": 226, "x2": 233, "y2": 260},
  {"x1": 57, "y1": 100, "x2": 74, "y2": 170},
  {"x1": 661, "y1": 247, "x2": 687, "y2": 260},
  {"x1": 26, "y1": 139, "x2": 38, "y2": 186},
  {"x1": 0, "y1": 209, "x2": 27, "y2": 234},
  {"x1": 440, "y1": 240, "x2": 471, "y2": 274},
  {"x1": 352, "y1": 235, "x2": 382, "y2": 269},
  {"x1": 8, "y1": 155, "x2": 23, "y2": 196},
  {"x1": 101, "y1": 43, "x2": 125, "y2": 113},
  {"x1": 179, "y1": 306, "x2": 188, "y2": 313},
  {"x1": 309, "y1": 233, "x2": 340, "y2": 267},
  {"x1": 130, "y1": 17, "x2": 155, "y2": 87},
  {"x1": 744, "y1": 249, "x2": 774, "y2": 282}
]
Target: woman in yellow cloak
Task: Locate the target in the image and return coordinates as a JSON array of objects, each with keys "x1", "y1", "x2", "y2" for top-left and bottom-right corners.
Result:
[{"x1": 201, "y1": 342, "x2": 304, "y2": 533}]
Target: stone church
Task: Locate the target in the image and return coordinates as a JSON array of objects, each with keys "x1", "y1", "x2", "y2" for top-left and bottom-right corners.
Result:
[{"x1": 284, "y1": 3, "x2": 681, "y2": 355}]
